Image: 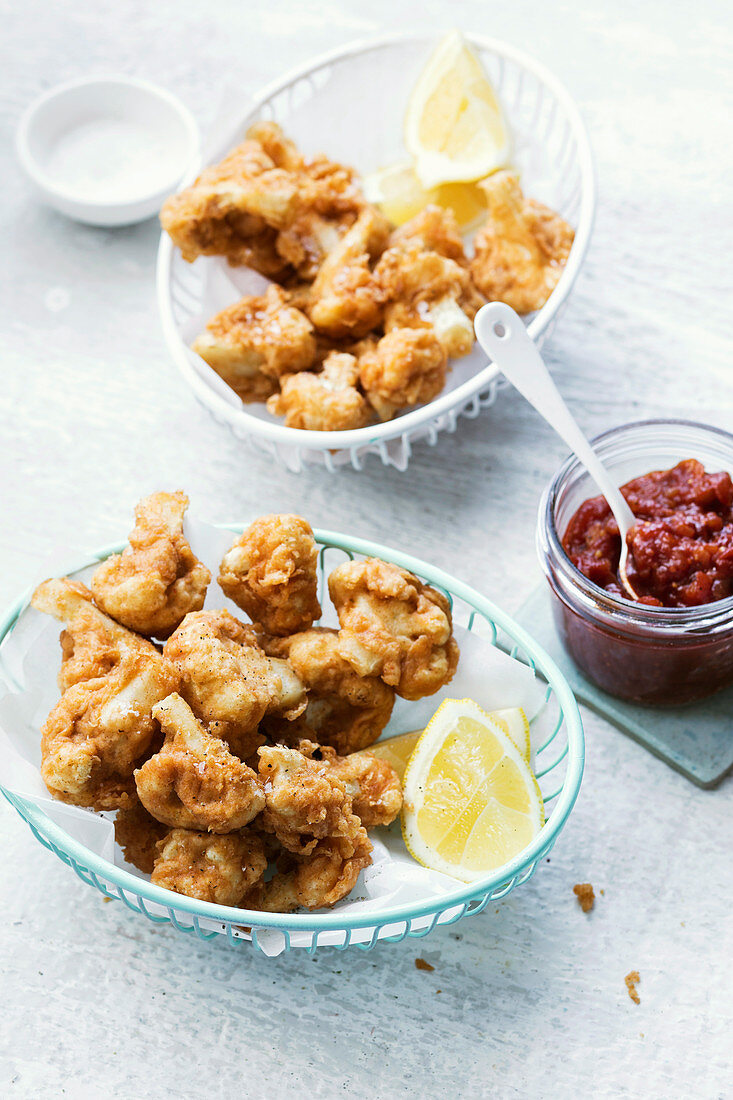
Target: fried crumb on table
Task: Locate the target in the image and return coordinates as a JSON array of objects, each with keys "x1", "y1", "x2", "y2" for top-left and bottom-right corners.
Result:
[
  {"x1": 573, "y1": 882, "x2": 595, "y2": 913},
  {"x1": 625, "y1": 970, "x2": 641, "y2": 1005},
  {"x1": 415, "y1": 957, "x2": 435, "y2": 972}
]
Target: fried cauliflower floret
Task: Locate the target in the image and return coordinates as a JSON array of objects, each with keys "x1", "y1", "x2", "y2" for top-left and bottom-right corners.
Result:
[
  {"x1": 161, "y1": 122, "x2": 366, "y2": 282},
  {"x1": 114, "y1": 801, "x2": 167, "y2": 873},
  {"x1": 160, "y1": 137, "x2": 299, "y2": 265},
  {"x1": 246, "y1": 832, "x2": 372, "y2": 912},
  {"x1": 91, "y1": 492, "x2": 210, "y2": 639},
  {"x1": 328, "y1": 559, "x2": 459, "y2": 700},
  {"x1": 390, "y1": 204, "x2": 468, "y2": 265},
  {"x1": 267, "y1": 352, "x2": 373, "y2": 431},
  {"x1": 376, "y1": 240, "x2": 484, "y2": 359},
  {"x1": 357, "y1": 328, "x2": 447, "y2": 421},
  {"x1": 31, "y1": 579, "x2": 179, "y2": 809},
  {"x1": 275, "y1": 154, "x2": 366, "y2": 280},
  {"x1": 218, "y1": 515, "x2": 321, "y2": 636},
  {"x1": 469, "y1": 172, "x2": 574, "y2": 313},
  {"x1": 319, "y1": 747, "x2": 403, "y2": 828},
  {"x1": 306, "y1": 208, "x2": 390, "y2": 338},
  {"x1": 163, "y1": 610, "x2": 306, "y2": 758},
  {"x1": 135, "y1": 693, "x2": 265, "y2": 831},
  {"x1": 151, "y1": 827, "x2": 267, "y2": 906},
  {"x1": 262, "y1": 628, "x2": 394, "y2": 754},
  {"x1": 257, "y1": 743, "x2": 364, "y2": 856},
  {"x1": 192, "y1": 285, "x2": 317, "y2": 403}
]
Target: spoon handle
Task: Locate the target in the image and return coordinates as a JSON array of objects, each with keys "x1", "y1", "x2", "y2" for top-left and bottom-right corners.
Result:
[{"x1": 475, "y1": 302, "x2": 636, "y2": 532}]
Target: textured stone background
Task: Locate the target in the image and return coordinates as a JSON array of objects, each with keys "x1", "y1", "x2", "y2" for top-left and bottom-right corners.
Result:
[{"x1": 1, "y1": 1, "x2": 731, "y2": 1096}]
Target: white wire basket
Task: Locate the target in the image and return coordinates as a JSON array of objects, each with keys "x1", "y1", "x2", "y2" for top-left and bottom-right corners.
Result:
[{"x1": 157, "y1": 33, "x2": 596, "y2": 473}]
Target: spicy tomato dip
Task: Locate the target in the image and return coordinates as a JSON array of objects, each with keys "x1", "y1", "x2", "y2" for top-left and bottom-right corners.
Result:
[{"x1": 562, "y1": 459, "x2": 733, "y2": 607}]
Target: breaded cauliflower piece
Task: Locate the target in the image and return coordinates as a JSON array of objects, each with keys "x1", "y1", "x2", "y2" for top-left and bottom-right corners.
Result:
[
  {"x1": 160, "y1": 137, "x2": 299, "y2": 265},
  {"x1": 91, "y1": 491, "x2": 210, "y2": 639},
  {"x1": 390, "y1": 204, "x2": 468, "y2": 265},
  {"x1": 257, "y1": 743, "x2": 365, "y2": 856},
  {"x1": 469, "y1": 172, "x2": 574, "y2": 313},
  {"x1": 163, "y1": 609, "x2": 306, "y2": 759},
  {"x1": 114, "y1": 801, "x2": 167, "y2": 873},
  {"x1": 376, "y1": 240, "x2": 484, "y2": 359},
  {"x1": 161, "y1": 122, "x2": 365, "y2": 281},
  {"x1": 318, "y1": 746, "x2": 403, "y2": 828},
  {"x1": 218, "y1": 514, "x2": 321, "y2": 636},
  {"x1": 328, "y1": 558, "x2": 459, "y2": 700},
  {"x1": 192, "y1": 285, "x2": 317, "y2": 403},
  {"x1": 151, "y1": 827, "x2": 267, "y2": 906},
  {"x1": 306, "y1": 208, "x2": 391, "y2": 338},
  {"x1": 135, "y1": 693, "x2": 265, "y2": 831},
  {"x1": 245, "y1": 832, "x2": 372, "y2": 912},
  {"x1": 267, "y1": 352, "x2": 373, "y2": 431},
  {"x1": 31, "y1": 579, "x2": 179, "y2": 809},
  {"x1": 357, "y1": 328, "x2": 447, "y2": 421},
  {"x1": 262, "y1": 628, "x2": 394, "y2": 754}
]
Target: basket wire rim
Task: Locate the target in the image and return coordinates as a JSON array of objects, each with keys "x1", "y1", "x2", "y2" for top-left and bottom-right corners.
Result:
[
  {"x1": 0, "y1": 524, "x2": 584, "y2": 933},
  {"x1": 156, "y1": 30, "x2": 596, "y2": 454}
]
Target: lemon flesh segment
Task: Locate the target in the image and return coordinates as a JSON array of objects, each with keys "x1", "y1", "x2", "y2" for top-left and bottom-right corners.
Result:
[
  {"x1": 405, "y1": 31, "x2": 511, "y2": 189},
  {"x1": 401, "y1": 699, "x2": 544, "y2": 883},
  {"x1": 490, "y1": 707, "x2": 531, "y2": 763},
  {"x1": 368, "y1": 728, "x2": 421, "y2": 780},
  {"x1": 364, "y1": 161, "x2": 488, "y2": 231}
]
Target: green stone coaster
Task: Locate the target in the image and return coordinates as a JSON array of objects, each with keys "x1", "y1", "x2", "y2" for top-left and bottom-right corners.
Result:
[{"x1": 516, "y1": 585, "x2": 733, "y2": 789}]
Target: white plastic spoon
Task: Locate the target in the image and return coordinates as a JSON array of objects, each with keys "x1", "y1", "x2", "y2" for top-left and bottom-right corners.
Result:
[{"x1": 474, "y1": 301, "x2": 639, "y2": 601}]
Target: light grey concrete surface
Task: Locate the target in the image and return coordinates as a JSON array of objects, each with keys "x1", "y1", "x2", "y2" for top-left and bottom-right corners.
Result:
[{"x1": 1, "y1": 2, "x2": 732, "y2": 1097}]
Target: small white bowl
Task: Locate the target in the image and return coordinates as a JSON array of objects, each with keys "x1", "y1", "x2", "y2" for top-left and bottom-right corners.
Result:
[{"x1": 16, "y1": 76, "x2": 199, "y2": 227}]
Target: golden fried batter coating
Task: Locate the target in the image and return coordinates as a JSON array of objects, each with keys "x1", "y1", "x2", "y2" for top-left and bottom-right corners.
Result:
[
  {"x1": 376, "y1": 240, "x2": 484, "y2": 359},
  {"x1": 135, "y1": 693, "x2": 265, "y2": 831},
  {"x1": 470, "y1": 172, "x2": 574, "y2": 313},
  {"x1": 328, "y1": 558, "x2": 459, "y2": 700},
  {"x1": 161, "y1": 122, "x2": 365, "y2": 281},
  {"x1": 192, "y1": 285, "x2": 317, "y2": 402},
  {"x1": 257, "y1": 743, "x2": 364, "y2": 856},
  {"x1": 318, "y1": 746, "x2": 403, "y2": 827},
  {"x1": 160, "y1": 138, "x2": 299, "y2": 264},
  {"x1": 262, "y1": 628, "x2": 394, "y2": 754},
  {"x1": 267, "y1": 352, "x2": 373, "y2": 431},
  {"x1": 91, "y1": 491, "x2": 210, "y2": 639},
  {"x1": 163, "y1": 609, "x2": 306, "y2": 758},
  {"x1": 276, "y1": 152, "x2": 366, "y2": 280},
  {"x1": 31, "y1": 579, "x2": 179, "y2": 809},
  {"x1": 151, "y1": 827, "x2": 267, "y2": 906},
  {"x1": 114, "y1": 801, "x2": 167, "y2": 873},
  {"x1": 390, "y1": 204, "x2": 468, "y2": 265},
  {"x1": 307, "y1": 208, "x2": 390, "y2": 338},
  {"x1": 218, "y1": 514, "x2": 321, "y2": 636},
  {"x1": 246, "y1": 832, "x2": 372, "y2": 912},
  {"x1": 358, "y1": 328, "x2": 447, "y2": 421}
]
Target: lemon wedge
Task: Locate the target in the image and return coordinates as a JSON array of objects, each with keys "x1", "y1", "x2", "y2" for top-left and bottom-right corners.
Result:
[
  {"x1": 364, "y1": 161, "x2": 488, "y2": 230},
  {"x1": 405, "y1": 31, "x2": 511, "y2": 189},
  {"x1": 401, "y1": 698, "x2": 544, "y2": 882},
  {"x1": 367, "y1": 706, "x2": 530, "y2": 779}
]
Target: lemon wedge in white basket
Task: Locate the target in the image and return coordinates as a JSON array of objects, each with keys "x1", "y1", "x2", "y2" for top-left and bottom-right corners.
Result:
[
  {"x1": 364, "y1": 161, "x2": 488, "y2": 230},
  {"x1": 404, "y1": 30, "x2": 511, "y2": 188},
  {"x1": 401, "y1": 699, "x2": 544, "y2": 882}
]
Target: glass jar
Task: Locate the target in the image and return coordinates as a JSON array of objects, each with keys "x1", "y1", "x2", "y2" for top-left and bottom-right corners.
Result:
[{"x1": 537, "y1": 419, "x2": 733, "y2": 706}]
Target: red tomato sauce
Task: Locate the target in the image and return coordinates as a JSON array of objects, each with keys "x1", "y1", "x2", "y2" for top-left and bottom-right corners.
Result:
[{"x1": 562, "y1": 459, "x2": 733, "y2": 607}]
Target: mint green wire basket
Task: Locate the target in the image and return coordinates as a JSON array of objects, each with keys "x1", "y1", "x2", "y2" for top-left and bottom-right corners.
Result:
[{"x1": 0, "y1": 527, "x2": 584, "y2": 954}]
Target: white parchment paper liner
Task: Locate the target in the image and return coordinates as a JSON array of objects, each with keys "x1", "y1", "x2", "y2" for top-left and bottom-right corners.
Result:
[{"x1": 0, "y1": 516, "x2": 548, "y2": 955}]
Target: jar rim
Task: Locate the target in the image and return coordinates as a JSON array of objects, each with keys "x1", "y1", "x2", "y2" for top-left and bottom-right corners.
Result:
[{"x1": 539, "y1": 417, "x2": 733, "y2": 630}]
